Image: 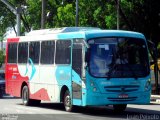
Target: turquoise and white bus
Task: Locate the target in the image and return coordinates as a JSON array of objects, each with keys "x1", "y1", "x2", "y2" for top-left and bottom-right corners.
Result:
[{"x1": 5, "y1": 27, "x2": 151, "y2": 112}]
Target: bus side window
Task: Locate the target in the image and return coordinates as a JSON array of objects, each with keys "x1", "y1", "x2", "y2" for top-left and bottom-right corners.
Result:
[
  {"x1": 55, "y1": 40, "x2": 71, "y2": 65},
  {"x1": 18, "y1": 42, "x2": 28, "y2": 64},
  {"x1": 8, "y1": 43, "x2": 18, "y2": 63},
  {"x1": 29, "y1": 42, "x2": 40, "y2": 64},
  {"x1": 41, "y1": 41, "x2": 55, "y2": 64}
]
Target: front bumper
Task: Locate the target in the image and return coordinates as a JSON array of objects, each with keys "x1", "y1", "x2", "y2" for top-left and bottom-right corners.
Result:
[{"x1": 86, "y1": 91, "x2": 151, "y2": 106}]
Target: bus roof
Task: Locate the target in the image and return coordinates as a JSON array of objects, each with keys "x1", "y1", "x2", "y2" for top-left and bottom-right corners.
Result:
[
  {"x1": 8, "y1": 27, "x2": 146, "y2": 42},
  {"x1": 84, "y1": 30, "x2": 146, "y2": 40},
  {"x1": 26, "y1": 27, "x2": 100, "y2": 36},
  {"x1": 56, "y1": 29, "x2": 146, "y2": 40}
]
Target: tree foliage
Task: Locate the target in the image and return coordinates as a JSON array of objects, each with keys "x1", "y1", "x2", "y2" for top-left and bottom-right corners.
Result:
[
  {"x1": 0, "y1": 1, "x2": 16, "y2": 36},
  {"x1": 56, "y1": 4, "x2": 75, "y2": 27},
  {"x1": 0, "y1": 50, "x2": 5, "y2": 67},
  {"x1": 0, "y1": 0, "x2": 160, "y2": 46}
]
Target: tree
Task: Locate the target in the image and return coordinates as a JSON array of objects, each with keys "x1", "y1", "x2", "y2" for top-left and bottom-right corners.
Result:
[
  {"x1": 0, "y1": 1, "x2": 16, "y2": 33},
  {"x1": 56, "y1": 4, "x2": 75, "y2": 27},
  {"x1": 0, "y1": 0, "x2": 160, "y2": 47},
  {"x1": 0, "y1": 50, "x2": 5, "y2": 67},
  {"x1": 118, "y1": 0, "x2": 160, "y2": 46}
]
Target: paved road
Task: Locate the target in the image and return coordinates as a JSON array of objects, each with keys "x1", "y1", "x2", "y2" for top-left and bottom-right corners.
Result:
[{"x1": 0, "y1": 96, "x2": 160, "y2": 120}]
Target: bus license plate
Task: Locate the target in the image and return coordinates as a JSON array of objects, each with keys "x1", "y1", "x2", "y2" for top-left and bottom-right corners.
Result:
[{"x1": 119, "y1": 94, "x2": 128, "y2": 98}]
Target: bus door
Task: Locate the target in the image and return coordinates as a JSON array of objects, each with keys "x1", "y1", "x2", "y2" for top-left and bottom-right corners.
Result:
[{"x1": 72, "y1": 43, "x2": 85, "y2": 105}]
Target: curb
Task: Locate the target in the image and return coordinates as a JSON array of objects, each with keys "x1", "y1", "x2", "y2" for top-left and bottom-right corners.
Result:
[{"x1": 151, "y1": 95, "x2": 160, "y2": 104}]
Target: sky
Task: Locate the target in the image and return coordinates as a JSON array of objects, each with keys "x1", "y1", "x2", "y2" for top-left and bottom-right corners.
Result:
[
  {"x1": 5, "y1": 27, "x2": 16, "y2": 39},
  {"x1": 1, "y1": 27, "x2": 16, "y2": 50}
]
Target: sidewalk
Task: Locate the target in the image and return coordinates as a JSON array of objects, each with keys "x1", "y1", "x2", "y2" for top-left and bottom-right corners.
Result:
[{"x1": 151, "y1": 95, "x2": 160, "y2": 104}]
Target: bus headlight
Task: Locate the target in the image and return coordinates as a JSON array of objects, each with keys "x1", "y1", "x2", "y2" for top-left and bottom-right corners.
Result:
[
  {"x1": 93, "y1": 87, "x2": 97, "y2": 92},
  {"x1": 90, "y1": 80, "x2": 98, "y2": 92},
  {"x1": 90, "y1": 81, "x2": 94, "y2": 86},
  {"x1": 145, "y1": 79, "x2": 151, "y2": 91}
]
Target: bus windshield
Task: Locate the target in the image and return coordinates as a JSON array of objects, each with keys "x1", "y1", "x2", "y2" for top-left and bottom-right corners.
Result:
[{"x1": 88, "y1": 37, "x2": 150, "y2": 78}]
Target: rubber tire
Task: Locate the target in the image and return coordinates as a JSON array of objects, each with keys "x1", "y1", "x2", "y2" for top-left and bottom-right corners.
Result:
[
  {"x1": 22, "y1": 85, "x2": 32, "y2": 106},
  {"x1": 63, "y1": 90, "x2": 73, "y2": 112},
  {"x1": 0, "y1": 91, "x2": 3, "y2": 98},
  {"x1": 22, "y1": 85, "x2": 41, "y2": 106},
  {"x1": 113, "y1": 104, "x2": 127, "y2": 112}
]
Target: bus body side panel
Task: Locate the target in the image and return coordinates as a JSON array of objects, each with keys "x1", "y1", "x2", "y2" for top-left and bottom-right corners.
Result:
[
  {"x1": 55, "y1": 65, "x2": 72, "y2": 102},
  {"x1": 24, "y1": 64, "x2": 72, "y2": 102},
  {"x1": 5, "y1": 64, "x2": 29, "y2": 97},
  {"x1": 17, "y1": 60, "x2": 51, "y2": 101},
  {"x1": 38, "y1": 65, "x2": 57, "y2": 101},
  {"x1": 17, "y1": 63, "x2": 51, "y2": 101},
  {"x1": 5, "y1": 38, "x2": 29, "y2": 97}
]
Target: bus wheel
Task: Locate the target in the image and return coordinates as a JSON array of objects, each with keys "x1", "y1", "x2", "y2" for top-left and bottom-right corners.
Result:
[
  {"x1": 0, "y1": 91, "x2": 3, "y2": 98},
  {"x1": 64, "y1": 90, "x2": 73, "y2": 112},
  {"x1": 113, "y1": 104, "x2": 127, "y2": 112},
  {"x1": 22, "y1": 85, "x2": 32, "y2": 106}
]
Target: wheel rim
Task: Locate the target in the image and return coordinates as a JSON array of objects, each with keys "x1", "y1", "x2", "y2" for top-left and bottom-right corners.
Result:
[{"x1": 64, "y1": 94, "x2": 71, "y2": 111}]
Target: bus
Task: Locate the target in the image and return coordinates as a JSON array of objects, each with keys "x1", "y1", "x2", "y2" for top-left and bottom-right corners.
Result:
[{"x1": 5, "y1": 27, "x2": 151, "y2": 112}]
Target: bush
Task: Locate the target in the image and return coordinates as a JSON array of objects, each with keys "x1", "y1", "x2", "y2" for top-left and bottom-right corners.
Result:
[{"x1": 0, "y1": 50, "x2": 5, "y2": 67}]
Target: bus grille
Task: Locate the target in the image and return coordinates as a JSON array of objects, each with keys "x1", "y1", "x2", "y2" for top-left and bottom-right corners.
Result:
[
  {"x1": 104, "y1": 85, "x2": 139, "y2": 92},
  {"x1": 107, "y1": 97, "x2": 137, "y2": 102}
]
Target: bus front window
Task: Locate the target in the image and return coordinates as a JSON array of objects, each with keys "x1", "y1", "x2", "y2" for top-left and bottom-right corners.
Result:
[{"x1": 88, "y1": 37, "x2": 150, "y2": 78}]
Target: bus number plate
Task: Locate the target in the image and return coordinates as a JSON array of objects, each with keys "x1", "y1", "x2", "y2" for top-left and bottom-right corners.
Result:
[{"x1": 118, "y1": 94, "x2": 128, "y2": 98}]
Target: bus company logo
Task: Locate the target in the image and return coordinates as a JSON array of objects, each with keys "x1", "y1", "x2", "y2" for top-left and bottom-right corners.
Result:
[
  {"x1": 121, "y1": 86, "x2": 125, "y2": 93},
  {"x1": 8, "y1": 67, "x2": 17, "y2": 71},
  {"x1": 119, "y1": 86, "x2": 128, "y2": 98},
  {"x1": 12, "y1": 68, "x2": 17, "y2": 71}
]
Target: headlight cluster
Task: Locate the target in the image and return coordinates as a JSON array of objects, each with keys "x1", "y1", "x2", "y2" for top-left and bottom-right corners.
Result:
[{"x1": 90, "y1": 80, "x2": 99, "y2": 92}]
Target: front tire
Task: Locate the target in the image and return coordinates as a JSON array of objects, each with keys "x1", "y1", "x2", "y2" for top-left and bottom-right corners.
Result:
[
  {"x1": 0, "y1": 91, "x2": 3, "y2": 98},
  {"x1": 63, "y1": 90, "x2": 73, "y2": 112},
  {"x1": 113, "y1": 104, "x2": 127, "y2": 112}
]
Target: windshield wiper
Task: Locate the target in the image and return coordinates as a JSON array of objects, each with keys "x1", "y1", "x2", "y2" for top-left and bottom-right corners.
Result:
[
  {"x1": 106, "y1": 48, "x2": 118, "y2": 80},
  {"x1": 107, "y1": 63, "x2": 117, "y2": 80}
]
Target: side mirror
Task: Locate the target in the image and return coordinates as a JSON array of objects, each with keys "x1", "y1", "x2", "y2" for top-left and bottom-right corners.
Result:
[{"x1": 150, "y1": 60, "x2": 154, "y2": 65}]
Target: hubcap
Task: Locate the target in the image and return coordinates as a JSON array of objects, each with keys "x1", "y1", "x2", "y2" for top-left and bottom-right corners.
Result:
[{"x1": 65, "y1": 95, "x2": 71, "y2": 110}]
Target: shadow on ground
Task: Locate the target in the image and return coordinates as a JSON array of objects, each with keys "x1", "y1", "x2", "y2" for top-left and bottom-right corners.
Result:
[
  {"x1": 24, "y1": 102, "x2": 160, "y2": 119},
  {"x1": 3, "y1": 96, "x2": 160, "y2": 119}
]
